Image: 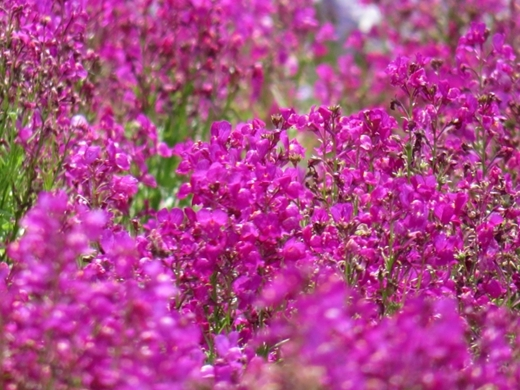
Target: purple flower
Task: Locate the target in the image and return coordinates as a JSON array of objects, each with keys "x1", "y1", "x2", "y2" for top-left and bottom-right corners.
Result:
[{"x1": 282, "y1": 238, "x2": 306, "y2": 262}]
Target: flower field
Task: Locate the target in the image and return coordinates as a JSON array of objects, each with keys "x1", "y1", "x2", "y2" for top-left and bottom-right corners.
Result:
[{"x1": 2, "y1": 0, "x2": 520, "y2": 388}]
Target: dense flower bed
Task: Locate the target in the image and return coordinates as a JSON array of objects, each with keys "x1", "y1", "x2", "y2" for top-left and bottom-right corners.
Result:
[{"x1": 2, "y1": 0, "x2": 520, "y2": 388}]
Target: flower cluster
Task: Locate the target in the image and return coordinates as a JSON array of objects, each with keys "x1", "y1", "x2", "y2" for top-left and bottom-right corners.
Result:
[
  {"x1": 0, "y1": 0, "x2": 90, "y2": 251},
  {"x1": 312, "y1": 0, "x2": 516, "y2": 112},
  {"x1": 250, "y1": 277, "x2": 520, "y2": 389},
  {"x1": 76, "y1": 0, "x2": 323, "y2": 208},
  {"x1": 2, "y1": 192, "x2": 204, "y2": 389},
  {"x1": 83, "y1": 0, "x2": 320, "y2": 138}
]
